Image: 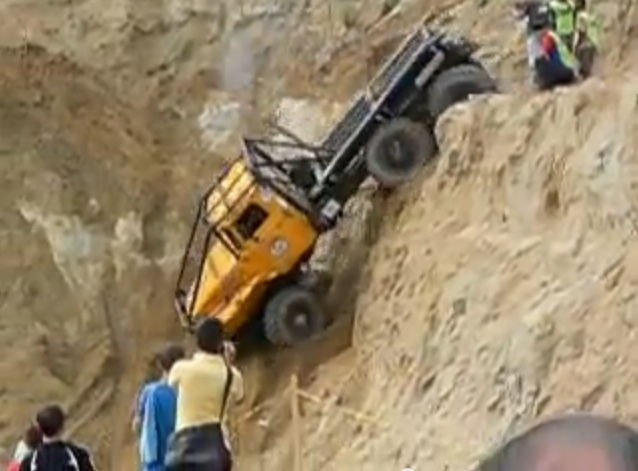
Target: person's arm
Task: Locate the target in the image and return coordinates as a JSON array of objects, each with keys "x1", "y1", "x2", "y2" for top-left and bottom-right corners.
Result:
[
  {"x1": 73, "y1": 445, "x2": 97, "y2": 471},
  {"x1": 230, "y1": 366, "x2": 244, "y2": 403},
  {"x1": 131, "y1": 386, "x2": 148, "y2": 434},
  {"x1": 19, "y1": 453, "x2": 34, "y2": 471},
  {"x1": 222, "y1": 341, "x2": 237, "y2": 364},
  {"x1": 541, "y1": 32, "x2": 556, "y2": 55},
  {"x1": 167, "y1": 361, "x2": 182, "y2": 389},
  {"x1": 576, "y1": 11, "x2": 598, "y2": 46},
  {"x1": 13, "y1": 440, "x2": 28, "y2": 461}
]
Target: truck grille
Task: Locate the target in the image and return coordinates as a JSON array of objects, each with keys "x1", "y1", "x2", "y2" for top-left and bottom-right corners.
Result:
[{"x1": 369, "y1": 29, "x2": 425, "y2": 99}]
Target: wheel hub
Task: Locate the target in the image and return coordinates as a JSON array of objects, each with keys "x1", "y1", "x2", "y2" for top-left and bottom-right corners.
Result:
[
  {"x1": 389, "y1": 140, "x2": 403, "y2": 162},
  {"x1": 385, "y1": 136, "x2": 414, "y2": 169},
  {"x1": 293, "y1": 313, "x2": 308, "y2": 327}
]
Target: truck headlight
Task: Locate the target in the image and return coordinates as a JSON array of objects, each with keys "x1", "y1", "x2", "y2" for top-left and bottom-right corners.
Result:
[{"x1": 271, "y1": 237, "x2": 288, "y2": 257}]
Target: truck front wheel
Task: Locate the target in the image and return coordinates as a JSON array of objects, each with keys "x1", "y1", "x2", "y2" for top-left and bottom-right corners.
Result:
[
  {"x1": 365, "y1": 117, "x2": 436, "y2": 188},
  {"x1": 263, "y1": 285, "x2": 327, "y2": 347}
]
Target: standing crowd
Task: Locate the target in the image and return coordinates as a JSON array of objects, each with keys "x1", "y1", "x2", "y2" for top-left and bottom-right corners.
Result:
[
  {"x1": 5, "y1": 318, "x2": 244, "y2": 471},
  {"x1": 133, "y1": 318, "x2": 243, "y2": 471},
  {"x1": 6, "y1": 405, "x2": 97, "y2": 471},
  {"x1": 515, "y1": 0, "x2": 601, "y2": 90}
]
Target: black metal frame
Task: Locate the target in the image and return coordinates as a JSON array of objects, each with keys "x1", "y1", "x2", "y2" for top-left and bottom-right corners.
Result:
[
  {"x1": 174, "y1": 133, "x2": 339, "y2": 324},
  {"x1": 243, "y1": 137, "x2": 332, "y2": 183},
  {"x1": 174, "y1": 159, "x2": 253, "y2": 325},
  {"x1": 240, "y1": 132, "x2": 340, "y2": 225}
]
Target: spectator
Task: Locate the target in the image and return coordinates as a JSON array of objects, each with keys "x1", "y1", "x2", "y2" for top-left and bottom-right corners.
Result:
[
  {"x1": 135, "y1": 343, "x2": 185, "y2": 471},
  {"x1": 7, "y1": 424, "x2": 42, "y2": 471},
  {"x1": 476, "y1": 413, "x2": 638, "y2": 471},
  {"x1": 132, "y1": 353, "x2": 169, "y2": 435},
  {"x1": 19, "y1": 404, "x2": 96, "y2": 471},
  {"x1": 165, "y1": 318, "x2": 244, "y2": 471}
]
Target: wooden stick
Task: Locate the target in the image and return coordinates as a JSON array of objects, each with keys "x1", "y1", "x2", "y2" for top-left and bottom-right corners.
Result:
[
  {"x1": 238, "y1": 399, "x2": 271, "y2": 423},
  {"x1": 290, "y1": 374, "x2": 303, "y2": 471},
  {"x1": 237, "y1": 380, "x2": 293, "y2": 426},
  {"x1": 296, "y1": 389, "x2": 386, "y2": 427},
  {"x1": 238, "y1": 382, "x2": 387, "y2": 428}
]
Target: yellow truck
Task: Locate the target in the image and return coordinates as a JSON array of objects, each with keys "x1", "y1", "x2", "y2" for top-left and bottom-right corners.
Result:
[{"x1": 174, "y1": 25, "x2": 498, "y2": 347}]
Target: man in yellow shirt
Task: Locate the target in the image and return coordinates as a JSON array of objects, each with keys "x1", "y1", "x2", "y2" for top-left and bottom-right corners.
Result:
[{"x1": 165, "y1": 318, "x2": 244, "y2": 471}]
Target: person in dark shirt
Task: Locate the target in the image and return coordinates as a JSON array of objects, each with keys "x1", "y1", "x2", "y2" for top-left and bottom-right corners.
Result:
[
  {"x1": 476, "y1": 413, "x2": 638, "y2": 471},
  {"x1": 19, "y1": 404, "x2": 96, "y2": 471}
]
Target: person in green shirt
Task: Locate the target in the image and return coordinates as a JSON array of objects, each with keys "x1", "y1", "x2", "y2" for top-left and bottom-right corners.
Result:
[
  {"x1": 574, "y1": 0, "x2": 601, "y2": 77},
  {"x1": 548, "y1": 0, "x2": 576, "y2": 46}
]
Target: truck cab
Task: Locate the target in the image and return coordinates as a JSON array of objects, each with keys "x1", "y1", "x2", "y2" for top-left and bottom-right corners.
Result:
[{"x1": 176, "y1": 158, "x2": 318, "y2": 336}]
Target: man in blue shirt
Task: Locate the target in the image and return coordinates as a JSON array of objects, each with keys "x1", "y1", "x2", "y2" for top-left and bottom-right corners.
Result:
[{"x1": 134, "y1": 343, "x2": 185, "y2": 471}]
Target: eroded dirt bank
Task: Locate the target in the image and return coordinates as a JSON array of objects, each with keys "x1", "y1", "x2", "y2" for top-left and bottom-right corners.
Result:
[
  {"x1": 0, "y1": 44, "x2": 199, "y2": 466},
  {"x1": 236, "y1": 79, "x2": 638, "y2": 470}
]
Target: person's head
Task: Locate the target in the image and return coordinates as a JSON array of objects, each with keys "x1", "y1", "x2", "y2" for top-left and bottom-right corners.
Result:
[
  {"x1": 195, "y1": 317, "x2": 225, "y2": 354},
  {"x1": 476, "y1": 413, "x2": 638, "y2": 471},
  {"x1": 154, "y1": 343, "x2": 185, "y2": 374},
  {"x1": 35, "y1": 405, "x2": 66, "y2": 439},
  {"x1": 527, "y1": 3, "x2": 553, "y2": 32},
  {"x1": 23, "y1": 423, "x2": 42, "y2": 450}
]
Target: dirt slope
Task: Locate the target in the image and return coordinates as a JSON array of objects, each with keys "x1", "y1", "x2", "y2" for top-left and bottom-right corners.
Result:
[
  {"x1": 231, "y1": 2, "x2": 638, "y2": 469},
  {"x1": 0, "y1": 0, "x2": 636, "y2": 469},
  {"x1": 235, "y1": 76, "x2": 638, "y2": 470}
]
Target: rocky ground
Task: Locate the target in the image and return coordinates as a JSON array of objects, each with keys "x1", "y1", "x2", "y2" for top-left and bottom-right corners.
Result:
[{"x1": 0, "y1": 0, "x2": 637, "y2": 469}]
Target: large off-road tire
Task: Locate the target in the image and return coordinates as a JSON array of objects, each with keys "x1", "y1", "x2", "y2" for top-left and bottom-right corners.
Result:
[
  {"x1": 263, "y1": 285, "x2": 327, "y2": 347},
  {"x1": 365, "y1": 117, "x2": 436, "y2": 188},
  {"x1": 427, "y1": 63, "x2": 497, "y2": 118}
]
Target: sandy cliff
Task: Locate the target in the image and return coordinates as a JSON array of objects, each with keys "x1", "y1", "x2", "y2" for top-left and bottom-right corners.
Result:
[
  {"x1": 0, "y1": 0, "x2": 636, "y2": 469},
  {"x1": 236, "y1": 78, "x2": 638, "y2": 470}
]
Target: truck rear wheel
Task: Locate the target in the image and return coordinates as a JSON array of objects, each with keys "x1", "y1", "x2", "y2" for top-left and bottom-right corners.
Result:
[
  {"x1": 427, "y1": 63, "x2": 497, "y2": 118},
  {"x1": 263, "y1": 285, "x2": 327, "y2": 347},
  {"x1": 365, "y1": 117, "x2": 436, "y2": 188}
]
